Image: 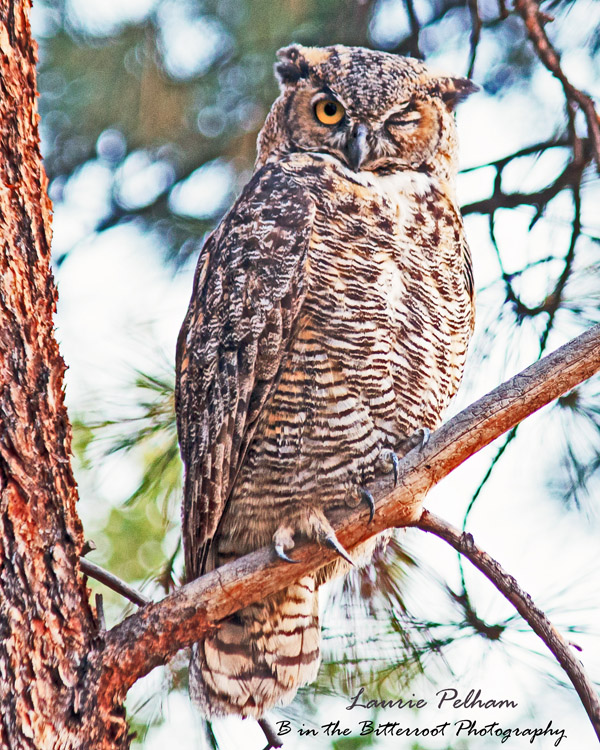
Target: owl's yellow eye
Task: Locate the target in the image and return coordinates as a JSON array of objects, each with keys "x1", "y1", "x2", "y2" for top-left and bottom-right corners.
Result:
[{"x1": 314, "y1": 99, "x2": 345, "y2": 125}]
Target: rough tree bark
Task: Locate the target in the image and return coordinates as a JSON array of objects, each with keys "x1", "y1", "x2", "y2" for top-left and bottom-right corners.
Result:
[
  {"x1": 0, "y1": 2, "x2": 126, "y2": 748},
  {"x1": 1, "y1": 2, "x2": 599, "y2": 749}
]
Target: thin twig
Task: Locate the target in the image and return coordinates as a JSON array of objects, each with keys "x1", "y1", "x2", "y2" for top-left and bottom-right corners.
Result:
[
  {"x1": 95, "y1": 325, "x2": 600, "y2": 700},
  {"x1": 81, "y1": 540, "x2": 97, "y2": 556},
  {"x1": 80, "y1": 557, "x2": 151, "y2": 608},
  {"x1": 538, "y1": 178, "x2": 582, "y2": 353},
  {"x1": 415, "y1": 509, "x2": 600, "y2": 741},
  {"x1": 487, "y1": 212, "x2": 530, "y2": 319},
  {"x1": 460, "y1": 158, "x2": 585, "y2": 525},
  {"x1": 460, "y1": 137, "x2": 570, "y2": 174},
  {"x1": 457, "y1": 425, "x2": 517, "y2": 624},
  {"x1": 462, "y1": 155, "x2": 584, "y2": 215},
  {"x1": 475, "y1": 254, "x2": 562, "y2": 294},
  {"x1": 95, "y1": 593, "x2": 106, "y2": 632},
  {"x1": 403, "y1": 0, "x2": 423, "y2": 58},
  {"x1": 496, "y1": 0, "x2": 508, "y2": 20},
  {"x1": 258, "y1": 718, "x2": 283, "y2": 750},
  {"x1": 390, "y1": 0, "x2": 464, "y2": 57},
  {"x1": 462, "y1": 426, "x2": 518, "y2": 533},
  {"x1": 514, "y1": 0, "x2": 600, "y2": 171},
  {"x1": 467, "y1": 0, "x2": 482, "y2": 77}
]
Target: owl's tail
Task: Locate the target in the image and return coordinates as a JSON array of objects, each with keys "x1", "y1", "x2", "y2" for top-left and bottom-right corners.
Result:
[{"x1": 189, "y1": 575, "x2": 320, "y2": 718}]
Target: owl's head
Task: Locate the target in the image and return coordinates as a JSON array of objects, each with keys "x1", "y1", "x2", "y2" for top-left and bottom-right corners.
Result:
[{"x1": 256, "y1": 45, "x2": 476, "y2": 178}]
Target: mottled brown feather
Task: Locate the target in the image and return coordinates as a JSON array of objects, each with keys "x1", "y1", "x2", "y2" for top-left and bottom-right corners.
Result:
[{"x1": 176, "y1": 165, "x2": 315, "y2": 578}]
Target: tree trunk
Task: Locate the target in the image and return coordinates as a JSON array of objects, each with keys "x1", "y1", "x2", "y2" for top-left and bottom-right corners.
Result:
[{"x1": 0, "y1": 2, "x2": 127, "y2": 747}]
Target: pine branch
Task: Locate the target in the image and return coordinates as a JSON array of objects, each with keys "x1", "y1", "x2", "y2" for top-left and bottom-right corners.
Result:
[
  {"x1": 514, "y1": 0, "x2": 600, "y2": 171},
  {"x1": 93, "y1": 324, "x2": 600, "y2": 708},
  {"x1": 415, "y1": 510, "x2": 600, "y2": 741}
]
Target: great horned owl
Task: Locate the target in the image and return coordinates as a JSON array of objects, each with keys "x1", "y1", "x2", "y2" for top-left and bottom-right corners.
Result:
[{"x1": 176, "y1": 44, "x2": 476, "y2": 719}]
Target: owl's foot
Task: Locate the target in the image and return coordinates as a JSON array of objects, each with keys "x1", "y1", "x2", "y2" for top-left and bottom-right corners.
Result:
[
  {"x1": 398, "y1": 426, "x2": 430, "y2": 456},
  {"x1": 378, "y1": 429, "x2": 430, "y2": 485},
  {"x1": 359, "y1": 488, "x2": 375, "y2": 523},
  {"x1": 378, "y1": 448, "x2": 401, "y2": 485},
  {"x1": 346, "y1": 486, "x2": 375, "y2": 522},
  {"x1": 273, "y1": 525, "x2": 300, "y2": 564},
  {"x1": 307, "y1": 508, "x2": 355, "y2": 566},
  {"x1": 272, "y1": 509, "x2": 356, "y2": 567}
]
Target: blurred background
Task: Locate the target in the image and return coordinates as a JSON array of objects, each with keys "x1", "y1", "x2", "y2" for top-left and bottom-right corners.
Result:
[{"x1": 32, "y1": 0, "x2": 600, "y2": 747}]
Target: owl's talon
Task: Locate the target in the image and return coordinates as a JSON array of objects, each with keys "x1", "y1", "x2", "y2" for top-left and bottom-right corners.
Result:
[
  {"x1": 360, "y1": 487, "x2": 375, "y2": 523},
  {"x1": 306, "y1": 508, "x2": 355, "y2": 566},
  {"x1": 324, "y1": 534, "x2": 355, "y2": 566},
  {"x1": 273, "y1": 525, "x2": 299, "y2": 564},
  {"x1": 398, "y1": 426, "x2": 430, "y2": 456},
  {"x1": 274, "y1": 543, "x2": 300, "y2": 564},
  {"x1": 379, "y1": 448, "x2": 401, "y2": 485}
]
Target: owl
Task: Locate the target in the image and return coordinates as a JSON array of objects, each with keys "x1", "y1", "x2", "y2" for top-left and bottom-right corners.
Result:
[{"x1": 175, "y1": 44, "x2": 476, "y2": 719}]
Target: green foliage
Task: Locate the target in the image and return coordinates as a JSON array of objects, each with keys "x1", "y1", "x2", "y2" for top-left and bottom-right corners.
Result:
[
  {"x1": 332, "y1": 733, "x2": 377, "y2": 750},
  {"x1": 101, "y1": 371, "x2": 181, "y2": 513},
  {"x1": 102, "y1": 491, "x2": 169, "y2": 581},
  {"x1": 73, "y1": 369, "x2": 183, "y2": 596}
]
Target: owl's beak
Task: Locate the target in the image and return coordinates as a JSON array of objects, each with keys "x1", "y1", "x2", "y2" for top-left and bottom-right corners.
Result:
[{"x1": 346, "y1": 123, "x2": 369, "y2": 171}]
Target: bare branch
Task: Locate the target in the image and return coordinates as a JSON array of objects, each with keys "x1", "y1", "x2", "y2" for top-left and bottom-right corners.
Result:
[
  {"x1": 389, "y1": 0, "x2": 464, "y2": 57},
  {"x1": 258, "y1": 718, "x2": 284, "y2": 750},
  {"x1": 461, "y1": 155, "x2": 583, "y2": 216},
  {"x1": 467, "y1": 0, "x2": 482, "y2": 77},
  {"x1": 403, "y1": 0, "x2": 423, "y2": 59},
  {"x1": 496, "y1": 0, "x2": 508, "y2": 21},
  {"x1": 94, "y1": 324, "x2": 600, "y2": 704},
  {"x1": 415, "y1": 510, "x2": 600, "y2": 741},
  {"x1": 514, "y1": 0, "x2": 600, "y2": 171},
  {"x1": 80, "y1": 557, "x2": 150, "y2": 608},
  {"x1": 459, "y1": 137, "x2": 570, "y2": 174}
]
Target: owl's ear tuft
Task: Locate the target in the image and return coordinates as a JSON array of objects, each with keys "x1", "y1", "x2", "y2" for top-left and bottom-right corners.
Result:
[
  {"x1": 275, "y1": 45, "x2": 311, "y2": 87},
  {"x1": 436, "y1": 77, "x2": 479, "y2": 110}
]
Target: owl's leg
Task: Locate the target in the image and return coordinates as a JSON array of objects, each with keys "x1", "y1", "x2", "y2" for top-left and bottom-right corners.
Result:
[{"x1": 272, "y1": 508, "x2": 356, "y2": 566}]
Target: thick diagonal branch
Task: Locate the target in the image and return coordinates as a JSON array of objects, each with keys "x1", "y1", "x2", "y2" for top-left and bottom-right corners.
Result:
[
  {"x1": 415, "y1": 510, "x2": 600, "y2": 741},
  {"x1": 95, "y1": 324, "x2": 600, "y2": 704}
]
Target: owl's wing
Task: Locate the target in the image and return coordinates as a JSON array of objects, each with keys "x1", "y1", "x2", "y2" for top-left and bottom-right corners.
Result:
[{"x1": 176, "y1": 164, "x2": 315, "y2": 579}]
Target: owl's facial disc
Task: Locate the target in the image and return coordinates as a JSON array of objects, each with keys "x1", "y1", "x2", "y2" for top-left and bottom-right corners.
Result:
[
  {"x1": 304, "y1": 87, "x2": 434, "y2": 172},
  {"x1": 281, "y1": 77, "x2": 450, "y2": 174},
  {"x1": 262, "y1": 45, "x2": 479, "y2": 178}
]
